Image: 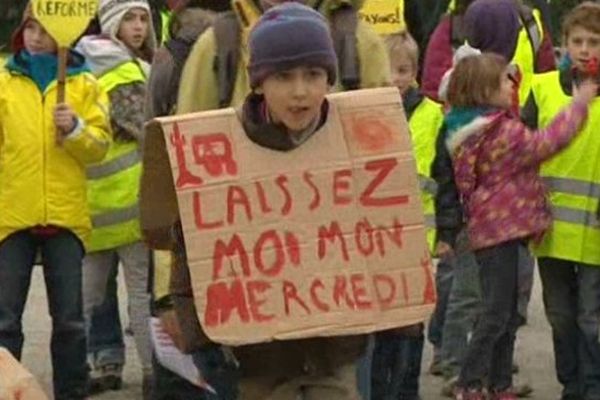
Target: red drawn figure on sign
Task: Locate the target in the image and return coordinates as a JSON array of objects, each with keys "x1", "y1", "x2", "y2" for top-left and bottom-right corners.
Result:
[
  {"x1": 191, "y1": 133, "x2": 238, "y2": 178},
  {"x1": 351, "y1": 115, "x2": 396, "y2": 152},
  {"x1": 171, "y1": 122, "x2": 203, "y2": 189},
  {"x1": 421, "y1": 252, "x2": 436, "y2": 304}
]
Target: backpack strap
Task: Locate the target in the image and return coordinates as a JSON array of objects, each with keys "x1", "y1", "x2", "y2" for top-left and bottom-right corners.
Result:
[
  {"x1": 213, "y1": 11, "x2": 242, "y2": 108},
  {"x1": 517, "y1": 4, "x2": 542, "y2": 56},
  {"x1": 329, "y1": 5, "x2": 361, "y2": 91},
  {"x1": 449, "y1": 14, "x2": 466, "y2": 50}
]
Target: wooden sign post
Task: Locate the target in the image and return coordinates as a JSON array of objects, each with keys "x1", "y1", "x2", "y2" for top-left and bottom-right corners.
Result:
[{"x1": 31, "y1": 0, "x2": 98, "y2": 143}]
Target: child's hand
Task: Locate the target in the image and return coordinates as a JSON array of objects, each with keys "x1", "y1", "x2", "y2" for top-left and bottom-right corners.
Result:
[
  {"x1": 435, "y1": 241, "x2": 454, "y2": 260},
  {"x1": 573, "y1": 79, "x2": 599, "y2": 105},
  {"x1": 53, "y1": 103, "x2": 77, "y2": 134}
]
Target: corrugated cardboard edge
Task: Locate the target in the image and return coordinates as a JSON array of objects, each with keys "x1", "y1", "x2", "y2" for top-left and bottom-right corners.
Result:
[{"x1": 141, "y1": 109, "x2": 240, "y2": 249}]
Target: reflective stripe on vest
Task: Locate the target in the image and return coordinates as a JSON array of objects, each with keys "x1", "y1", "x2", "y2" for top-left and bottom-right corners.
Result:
[
  {"x1": 551, "y1": 206, "x2": 599, "y2": 229},
  {"x1": 544, "y1": 177, "x2": 600, "y2": 199},
  {"x1": 87, "y1": 61, "x2": 146, "y2": 252},
  {"x1": 92, "y1": 203, "x2": 140, "y2": 228},
  {"x1": 543, "y1": 177, "x2": 600, "y2": 228},
  {"x1": 409, "y1": 97, "x2": 444, "y2": 252},
  {"x1": 425, "y1": 214, "x2": 436, "y2": 229},
  {"x1": 532, "y1": 71, "x2": 600, "y2": 265},
  {"x1": 87, "y1": 148, "x2": 140, "y2": 180}
]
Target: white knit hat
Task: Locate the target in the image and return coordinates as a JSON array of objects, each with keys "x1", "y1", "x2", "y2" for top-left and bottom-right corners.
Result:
[
  {"x1": 438, "y1": 44, "x2": 481, "y2": 102},
  {"x1": 98, "y1": 0, "x2": 156, "y2": 51}
]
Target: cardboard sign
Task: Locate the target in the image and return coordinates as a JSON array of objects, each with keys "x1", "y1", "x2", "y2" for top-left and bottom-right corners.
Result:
[
  {"x1": 0, "y1": 347, "x2": 48, "y2": 400},
  {"x1": 142, "y1": 88, "x2": 435, "y2": 345},
  {"x1": 32, "y1": 0, "x2": 98, "y2": 47},
  {"x1": 359, "y1": 0, "x2": 405, "y2": 35}
]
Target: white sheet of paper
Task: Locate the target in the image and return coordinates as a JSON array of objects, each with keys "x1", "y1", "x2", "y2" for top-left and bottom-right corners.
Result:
[{"x1": 149, "y1": 317, "x2": 215, "y2": 393}]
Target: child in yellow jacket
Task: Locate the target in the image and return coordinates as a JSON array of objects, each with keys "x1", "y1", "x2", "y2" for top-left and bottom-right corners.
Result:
[{"x1": 0, "y1": 3, "x2": 111, "y2": 399}]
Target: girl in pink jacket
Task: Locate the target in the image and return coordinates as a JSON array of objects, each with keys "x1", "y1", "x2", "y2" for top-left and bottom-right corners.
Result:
[{"x1": 445, "y1": 53, "x2": 597, "y2": 400}]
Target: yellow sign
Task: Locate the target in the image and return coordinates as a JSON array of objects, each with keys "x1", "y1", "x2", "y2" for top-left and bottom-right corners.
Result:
[
  {"x1": 359, "y1": 0, "x2": 405, "y2": 35},
  {"x1": 32, "y1": 0, "x2": 98, "y2": 47}
]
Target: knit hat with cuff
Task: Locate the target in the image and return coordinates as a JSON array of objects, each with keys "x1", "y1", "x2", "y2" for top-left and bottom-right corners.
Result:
[
  {"x1": 247, "y1": 2, "x2": 338, "y2": 89},
  {"x1": 98, "y1": 0, "x2": 156, "y2": 52}
]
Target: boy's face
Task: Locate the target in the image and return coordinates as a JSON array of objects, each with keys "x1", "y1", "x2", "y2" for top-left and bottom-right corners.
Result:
[
  {"x1": 117, "y1": 8, "x2": 150, "y2": 51},
  {"x1": 566, "y1": 26, "x2": 600, "y2": 71},
  {"x1": 259, "y1": 66, "x2": 329, "y2": 132},
  {"x1": 390, "y1": 53, "x2": 416, "y2": 96},
  {"x1": 23, "y1": 19, "x2": 57, "y2": 54}
]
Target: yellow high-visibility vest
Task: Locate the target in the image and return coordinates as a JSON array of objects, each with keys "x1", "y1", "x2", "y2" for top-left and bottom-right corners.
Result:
[
  {"x1": 532, "y1": 71, "x2": 600, "y2": 265},
  {"x1": 409, "y1": 97, "x2": 444, "y2": 252},
  {"x1": 87, "y1": 61, "x2": 146, "y2": 252}
]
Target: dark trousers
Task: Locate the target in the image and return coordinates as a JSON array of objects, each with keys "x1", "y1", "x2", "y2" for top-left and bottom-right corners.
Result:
[
  {"x1": 0, "y1": 229, "x2": 87, "y2": 399},
  {"x1": 539, "y1": 258, "x2": 600, "y2": 400},
  {"x1": 458, "y1": 240, "x2": 522, "y2": 392},
  {"x1": 152, "y1": 353, "x2": 209, "y2": 400},
  {"x1": 428, "y1": 261, "x2": 453, "y2": 350},
  {"x1": 88, "y1": 263, "x2": 125, "y2": 368},
  {"x1": 372, "y1": 325, "x2": 424, "y2": 400}
]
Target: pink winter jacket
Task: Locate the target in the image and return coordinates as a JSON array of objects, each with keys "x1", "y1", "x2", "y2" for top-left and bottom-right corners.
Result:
[
  {"x1": 421, "y1": 15, "x2": 556, "y2": 102},
  {"x1": 446, "y1": 102, "x2": 588, "y2": 250}
]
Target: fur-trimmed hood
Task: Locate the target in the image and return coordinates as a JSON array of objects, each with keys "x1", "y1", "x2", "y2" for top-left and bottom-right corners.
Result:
[{"x1": 445, "y1": 107, "x2": 503, "y2": 154}]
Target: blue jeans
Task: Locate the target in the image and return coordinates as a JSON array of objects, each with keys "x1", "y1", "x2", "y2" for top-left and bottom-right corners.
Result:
[
  {"x1": 357, "y1": 335, "x2": 374, "y2": 400},
  {"x1": 88, "y1": 263, "x2": 125, "y2": 369},
  {"x1": 428, "y1": 261, "x2": 454, "y2": 351},
  {"x1": 539, "y1": 258, "x2": 600, "y2": 400},
  {"x1": 441, "y1": 240, "x2": 534, "y2": 379},
  {"x1": 440, "y1": 249, "x2": 481, "y2": 379},
  {"x1": 0, "y1": 229, "x2": 87, "y2": 399},
  {"x1": 458, "y1": 240, "x2": 522, "y2": 392}
]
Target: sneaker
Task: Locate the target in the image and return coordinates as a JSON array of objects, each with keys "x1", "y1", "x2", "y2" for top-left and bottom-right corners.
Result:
[
  {"x1": 429, "y1": 347, "x2": 444, "y2": 376},
  {"x1": 489, "y1": 389, "x2": 518, "y2": 400},
  {"x1": 454, "y1": 388, "x2": 485, "y2": 400},
  {"x1": 441, "y1": 376, "x2": 459, "y2": 398},
  {"x1": 87, "y1": 364, "x2": 123, "y2": 396},
  {"x1": 514, "y1": 382, "x2": 533, "y2": 397}
]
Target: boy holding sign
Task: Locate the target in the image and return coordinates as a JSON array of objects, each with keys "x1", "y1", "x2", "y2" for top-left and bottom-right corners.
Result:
[
  {"x1": 155, "y1": 3, "x2": 433, "y2": 398},
  {"x1": 0, "y1": 3, "x2": 111, "y2": 400}
]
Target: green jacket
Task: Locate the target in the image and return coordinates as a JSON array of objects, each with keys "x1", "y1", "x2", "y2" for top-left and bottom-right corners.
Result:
[{"x1": 177, "y1": 0, "x2": 390, "y2": 113}]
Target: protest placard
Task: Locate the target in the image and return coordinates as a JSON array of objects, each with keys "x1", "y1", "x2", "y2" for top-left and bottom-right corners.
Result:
[
  {"x1": 142, "y1": 88, "x2": 435, "y2": 345},
  {"x1": 0, "y1": 347, "x2": 48, "y2": 400},
  {"x1": 32, "y1": 0, "x2": 98, "y2": 144},
  {"x1": 359, "y1": 0, "x2": 405, "y2": 35}
]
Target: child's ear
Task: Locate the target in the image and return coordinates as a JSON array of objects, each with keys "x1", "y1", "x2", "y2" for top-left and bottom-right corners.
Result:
[{"x1": 254, "y1": 86, "x2": 264, "y2": 95}]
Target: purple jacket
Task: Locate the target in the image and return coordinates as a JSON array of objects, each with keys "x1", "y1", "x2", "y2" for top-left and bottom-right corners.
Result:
[{"x1": 447, "y1": 102, "x2": 588, "y2": 250}]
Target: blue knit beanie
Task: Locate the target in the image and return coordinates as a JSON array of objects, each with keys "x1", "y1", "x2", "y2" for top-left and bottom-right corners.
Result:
[
  {"x1": 248, "y1": 3, "x2": 338, "y2": 89},
  {"x1": 464, "y1": 0, "x2": 521, "y2": 61}
]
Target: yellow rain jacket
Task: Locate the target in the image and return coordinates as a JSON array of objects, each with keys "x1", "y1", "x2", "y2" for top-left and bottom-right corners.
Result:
[{"x1": 0, "y1": 52, "x2": 111, "y2": 247}]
